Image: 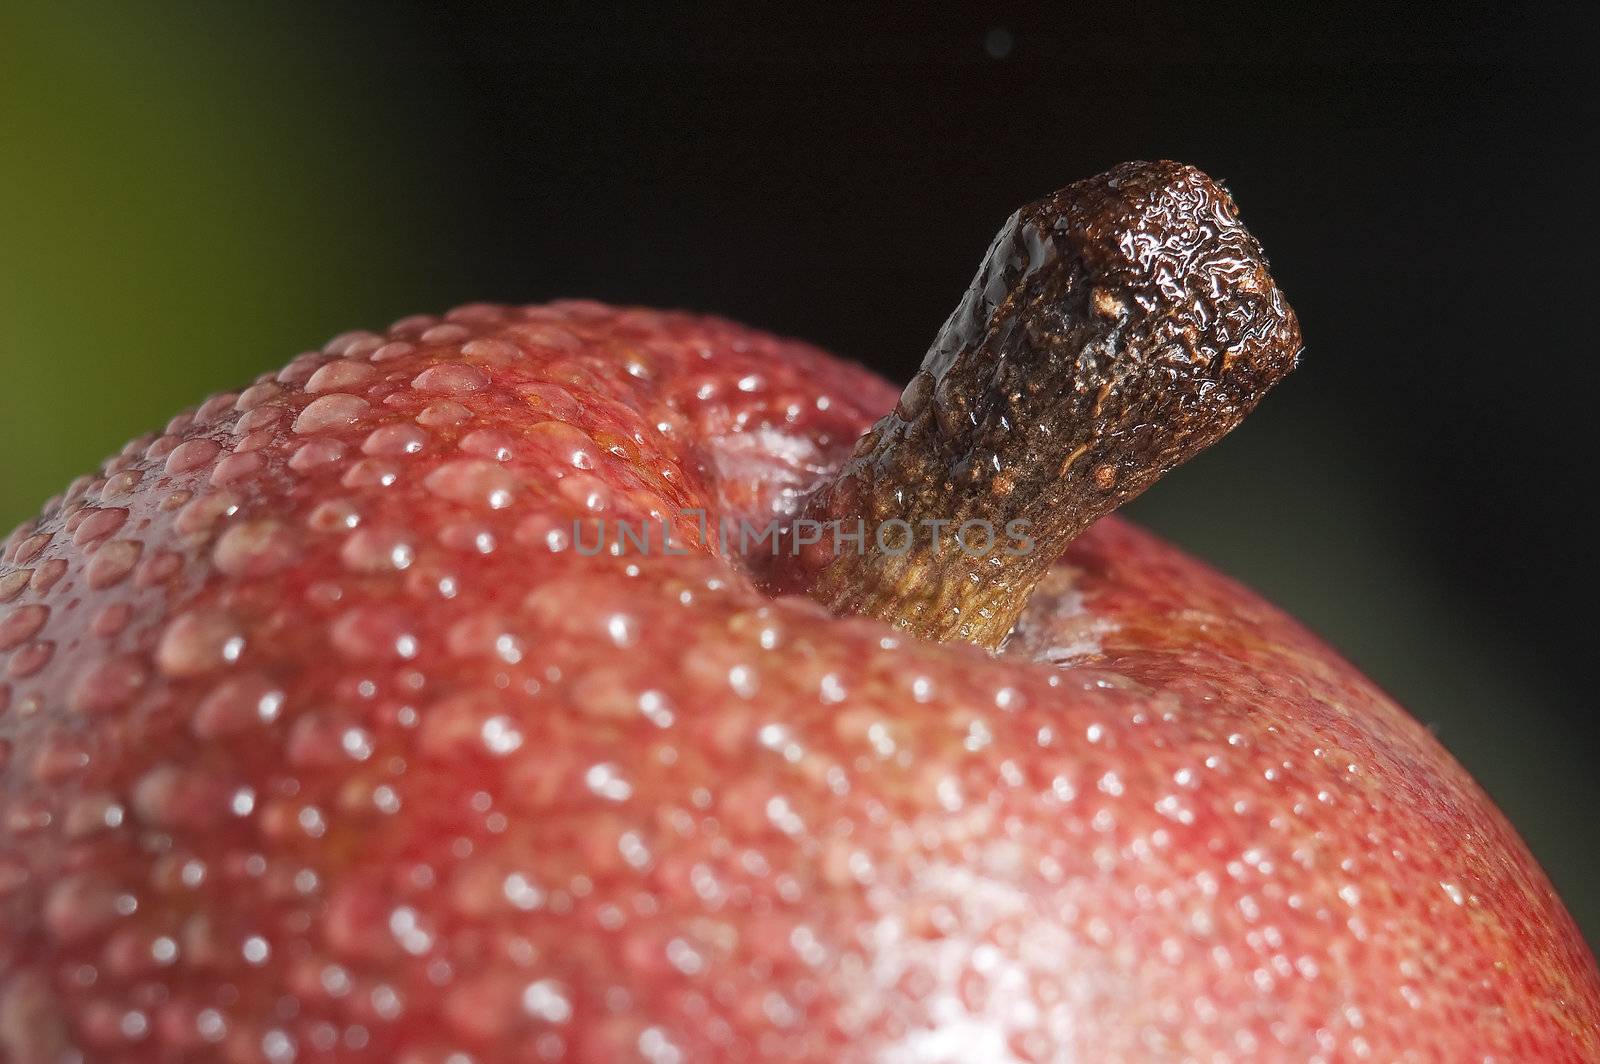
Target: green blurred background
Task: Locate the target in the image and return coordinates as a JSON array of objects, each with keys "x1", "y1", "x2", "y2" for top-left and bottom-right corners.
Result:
[{"x1": 4, "y1": 3, "x2": 1597, "y2": 944}]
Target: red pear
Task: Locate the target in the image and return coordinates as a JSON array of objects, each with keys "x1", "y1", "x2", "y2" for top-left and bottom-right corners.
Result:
[{"x1": 1, "y1": 162, "x2": 1595, "y2": 1062}]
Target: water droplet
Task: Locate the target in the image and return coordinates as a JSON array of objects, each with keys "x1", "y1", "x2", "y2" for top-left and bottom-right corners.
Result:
[
  {"x1": 132, "y1": 763, "x2": 231, "y2": 829},
  {"x1": 340, "y1": 527, "x2": 414, "y2": 573},
  {"x1": 69, "y1": 655, "x2": 147, "y2": 714},
  {"x1": 0, "y1": 603, "x2": 49, "y2": 650},
  {"x1": 85, "y1": 539, "x2": 142, "y2": 588},
  {"x1": 197, "y1": 456, "x2": 243, "y2": 498},
  {"x1": 133, "y1": 550, "x2": 182, "y2": 590},
  {"x1": 196, "y1": 1008, "x2": 227, "y2": 1042},
  {"x1": 26, "y1": 559, "x2": 65, "y2": 597},
  {"x1": 361, "y1": 423, "x2": 431, "y2": 457},
  {"x1": 370, "y1": 983, "x2": 403, "y2": 1019},
  {"x1": 294, "y1": 394, "x2": 370, "y2": 434},
  {"x1": 727, "y1": 664, "x2": 758, "y2": 698},
  {"x1": 6, "y1": 640, "x2": 55, "y2": 678},
  {"x1": 665, "y1": 938, "x2": 705, "y2": 976},
  {"x1": 438, "y1": 521, "x2": 496, "y2": 555},
  {"x1": 424, "y1": 460, "x2": 516, "y2": 510},
  {"x1": 388, "y1": 905, "x2": 434, "y2": 955},
  {"x1": 480, "y1": 716, "x2": 524, "y2": 755},
  {"x1": 61, "y1": 792, "x2": 122, "y2": 838},
  {"x1": 242, "y1": 934, "x2": 271, "y2": 965},
  {"x1": 235, "y1": 403, "x2": 285, "y2": 433},
  {"x1": 8, "y1": 531, "x2": 51, "y2": 565},
  {"x1": 459, "y1": 428, "x2": 518, "y2": 461},
  {"x1": 0, "y1": 570, "x2": 29, "y2": 602},
  {"x1": 417, "y1": 400, "x2": 473, "y2": 428},
  {"x1": 606, "y1": 613, "x2": 638, "y2": 647},
  {"x1": 99, "y1": 468, "x2": 144, "y2": 498},
  {"x1": 461, "y1": 337, "x2": 523, "y2": 364},
  {"x1": 340, "y1": 458, "x2": 400, "y2": 489},
  {"x1": 370, "y1": 340, "x2": 415, "y2": 363},
  {"x1": 288, "y1": 438, "x2": 347, "y2": 474},
  {"x1": 164, "y1": 438, "x2": 222, "y2": 475},
  {"x1": 522, "y1": 979, "x2": 572, "y2": 1023},
  {"x1": 211, "y1": 519, "x2": 296, "y2": 577},
  {"x1": 584, "y1": 763, "x2": 633, "y2": 802},
  {"x1": 307, "y1": 498, "x2": 361, "y2": 533},
  {"x1": 91, "y1": 602, "x2": 134, "y2": 638},
  {"x1": 419, "y1": 323, "x2": 469, "y2": 344},
  {"x1": 71, "y1": 506, "x2": 129, "y2": 546},
  {"x1": 331, "y1": 606, "x2": 420, "y2": 661},
  {"x1": 44, "y1": 873, "x2": 125, "y2": 944},
  {"x1": 526, "y1": 421, "x2": 602, "y2": 470},
  {"x1": 412, "y1": 363, "x2": 489, "y2": 395},
  {"x1": 155, "y1": 609, "x2": 247, "y2": 676},
  {"x1": 235, "y1": 382, "x2": 282, "y2": 410},
  {"x1": 173, "y1": 492, "x2": 241, "y2": 538},
  {"x1": 305, "y1": 359, "x2": 377, "y2": 393}
]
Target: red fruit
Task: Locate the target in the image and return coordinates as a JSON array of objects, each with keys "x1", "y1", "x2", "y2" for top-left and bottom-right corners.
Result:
[{"x1": 2, "y1": 164, "x2": 1597, "y2": 1062}]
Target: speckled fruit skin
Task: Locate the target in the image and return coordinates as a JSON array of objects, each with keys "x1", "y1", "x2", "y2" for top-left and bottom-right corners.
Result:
[{"x1": 1, "y1": 303, "x2": 1596, "y2": 1064}]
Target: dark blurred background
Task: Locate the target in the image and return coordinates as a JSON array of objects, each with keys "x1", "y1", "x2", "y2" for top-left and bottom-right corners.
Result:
[{"x1": 3, "y1": 3, "x2": 1597, "y2": 941}]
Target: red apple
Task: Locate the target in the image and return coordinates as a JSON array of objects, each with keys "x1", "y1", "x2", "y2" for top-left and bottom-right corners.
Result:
[{"x1": 1, "y1": 162, "x2": 1596, "y2": 1062}]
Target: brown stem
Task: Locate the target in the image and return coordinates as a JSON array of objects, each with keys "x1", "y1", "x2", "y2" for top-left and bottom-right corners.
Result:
[{"x1": 776, "y1": 160, "x2": 1303, "y2": 649}]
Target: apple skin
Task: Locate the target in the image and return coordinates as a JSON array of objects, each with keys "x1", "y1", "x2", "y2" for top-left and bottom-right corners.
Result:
[{"x1": 0, "y1": 302, "x2": 1595, "y2": 1063}]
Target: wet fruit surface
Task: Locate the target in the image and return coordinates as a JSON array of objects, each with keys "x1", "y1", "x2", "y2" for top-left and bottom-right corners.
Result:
[{"x1": 1, "y1": 302, "x2": 1597, "y2": 1062}]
